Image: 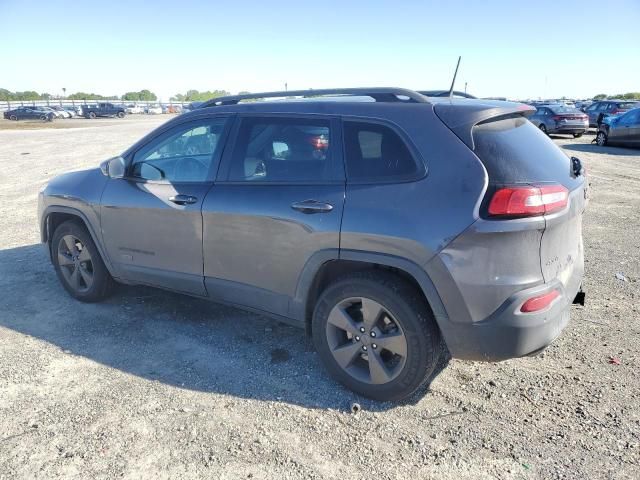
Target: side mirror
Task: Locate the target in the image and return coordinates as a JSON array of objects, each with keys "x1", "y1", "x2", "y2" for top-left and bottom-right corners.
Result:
[{"x1": 100, "y1": 156, "x2": 126, "y2": 178}]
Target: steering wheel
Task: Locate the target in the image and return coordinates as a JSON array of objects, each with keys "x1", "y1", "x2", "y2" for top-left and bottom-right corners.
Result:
[{"x1": 174, "y1": 157, "x2": 207, "y2": 181}]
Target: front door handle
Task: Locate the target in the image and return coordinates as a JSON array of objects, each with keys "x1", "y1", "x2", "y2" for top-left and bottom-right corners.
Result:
[
  {"x1": 291, "y1": 199, "x2": 334, "y2": 214},
  {"x1": 169, "y1": 194, "x2": 198, "y2": 205}
]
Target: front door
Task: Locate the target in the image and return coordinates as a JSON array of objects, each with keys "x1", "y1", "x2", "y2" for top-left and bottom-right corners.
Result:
[
  {"x1": 100, "y1": 116, "x2": 231, "y2": 295},
  {"x1": 201, "y1": 115, "x2": 344, "y2": 317}
]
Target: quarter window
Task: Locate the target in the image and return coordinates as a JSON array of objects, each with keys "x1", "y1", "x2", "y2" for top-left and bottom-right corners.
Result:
[
  {"x1": 131, "y1": 118, "x2": 228, "y2": 182},
  {"x1": 229, "y1": 117, "x2": 332, "y2": 182},
  {"x1": 343, "y1": 121, "x2": 420, "y2": 182}
]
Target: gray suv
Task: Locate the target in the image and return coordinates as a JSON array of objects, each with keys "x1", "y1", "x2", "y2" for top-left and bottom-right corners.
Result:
[{"x1": 38, "y1": 88, "x2": 587, "y2": 401}]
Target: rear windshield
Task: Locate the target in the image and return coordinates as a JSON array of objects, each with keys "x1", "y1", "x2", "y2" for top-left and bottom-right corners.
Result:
[
  {"x1": 472, "y1": 116, "x2": 583, "y2": 190},
  {"x1": 550, "y1": 106, "x2": 582, "y2": 114},
  {"x1": 617, "y1": 102, "x2": 637, "y2": 109}
]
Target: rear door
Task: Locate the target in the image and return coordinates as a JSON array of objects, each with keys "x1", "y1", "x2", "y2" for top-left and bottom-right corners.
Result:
[
  {"x1": 100, "y1": 116, "x2": 232, "y2": 295},
  {"x1": 201, "y1": 114, "x2": 344, "y2": 318}
]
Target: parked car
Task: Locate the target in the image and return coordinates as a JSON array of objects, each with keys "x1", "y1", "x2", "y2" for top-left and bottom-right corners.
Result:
[
  {"x1": 3, "y1": 106, "x2": 55, "y2": 121},
  {"x1": 584, "y1": 100, "x2": 638, "y2": 127},
  {"x1": 38, "y1": 88, "x2": 586, "y2": 401},
  {"x1": 145, "y1": 104, "x2": 163, "y2": 114},
  {"x1": 83, "y1": 103, "x2": 126, "y2": 119},
  {"x1": 528, "y1": 104, "x2": 589, "y2": 137},
  {"x1": 182, "y1": 101, "x2": 204, "y2": 113},
  {"x1": 419, "y1": 90, "x2": 476, "y2": 99},
  {"x1": 575, "y1": 100, "x2": 593, "y2": 110},
  {"x1": 62, "y1": 106, "x2": 78, "y2": 117},
  {"x1": 595, "y1": 107, "x2": 640, "y2": 148},
  {"x1": 48, "y1": 106, "x2": 72, "y2": 118},
  {"x1": 125, "y1": 104, "x2": 144, "y2": 114},
  {"x1": 162, "y1": 104, "x2": 182, "y2": 114}
]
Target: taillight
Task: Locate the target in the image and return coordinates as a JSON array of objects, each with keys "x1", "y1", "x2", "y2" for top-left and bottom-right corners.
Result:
[
  {"x1": 552, "y1": 115, "x2": 562, "y2": 122},
  {"x1": 488, "y1": 185, "x2": 569, "y2": 217},
  {"x1": 521, "y1": 289, "x2": 560, "y2": 313},
  {"x1": 308, "y1": 135, "x2": 329, "y2": 150}
]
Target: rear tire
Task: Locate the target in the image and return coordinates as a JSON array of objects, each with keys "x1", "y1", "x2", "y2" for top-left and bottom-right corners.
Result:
[
  {"x1": 51, "y1": 220, "x2": 114, "y2": 302},
  {"x1": 596, "y1": 131, "x2": 607, "y2": 146},
  {"x1": 312, "y1": 271, "x2": 442, "y2": 401},
  {"x1": 539, "y1": 124, "x2": 548, "y2": 135}
]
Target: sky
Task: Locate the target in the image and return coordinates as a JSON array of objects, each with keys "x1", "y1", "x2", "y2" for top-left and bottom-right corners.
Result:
[{"x1": 1, "y1": 0, "x2": 639, "y2": 101}]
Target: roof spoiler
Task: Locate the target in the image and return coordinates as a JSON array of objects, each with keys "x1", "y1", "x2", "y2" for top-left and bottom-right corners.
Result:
[{"x1": 434, "y1": 101, "x2": 536, "y2": 149}]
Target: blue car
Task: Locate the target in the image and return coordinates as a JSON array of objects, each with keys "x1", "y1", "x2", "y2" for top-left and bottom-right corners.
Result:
[{"x1": 596, "y1": 108, "x2": 640, "y2": 148}]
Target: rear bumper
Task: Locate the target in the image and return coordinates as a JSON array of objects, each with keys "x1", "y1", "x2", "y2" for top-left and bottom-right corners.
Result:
[
  {"x1": 439, "y1": 269, "x2": 582, "y2": 362},
  {"x1": 550, "y1": 125, "x2": 588, "y2": 134}
]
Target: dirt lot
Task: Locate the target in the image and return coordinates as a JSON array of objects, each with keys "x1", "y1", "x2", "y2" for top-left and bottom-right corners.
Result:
[
  {"x1": 0, "y1": 117, "x2": 638, "y2": 479},
  {"x1": 0, "y1": 115, "x2": 172, "y2": 131}
]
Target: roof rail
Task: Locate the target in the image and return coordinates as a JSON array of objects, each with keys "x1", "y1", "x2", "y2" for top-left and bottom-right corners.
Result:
[{"x1": 199, "y1": 88, "x2": 430, "y2": 108}]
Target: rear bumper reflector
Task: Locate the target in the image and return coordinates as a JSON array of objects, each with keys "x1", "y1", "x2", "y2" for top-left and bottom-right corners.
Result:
[{"x1": 520, "y1": 289, "x2": 561, "y2": 313}]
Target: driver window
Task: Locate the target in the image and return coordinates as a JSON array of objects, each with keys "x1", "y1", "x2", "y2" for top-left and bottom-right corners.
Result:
[{"x1": 131, "y1": 118, "x2": 228, "y2": 182}]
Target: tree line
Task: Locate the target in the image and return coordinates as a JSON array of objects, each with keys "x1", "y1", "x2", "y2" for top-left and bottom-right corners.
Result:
[
  {"x1": 0, "y1": 88, "x2": 157, "y2": 102},
  {"x1": 0, "y1": 88, "x2": 242, "y2": 102},
  {"x1": 4, "y1": 88, "x2": 640, "y2": 103},
  {"x1": 593, "y1": 92, "x2": 640, "y2": 100}
]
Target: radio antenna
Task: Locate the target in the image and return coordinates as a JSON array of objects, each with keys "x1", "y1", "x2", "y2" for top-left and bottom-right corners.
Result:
[{"x1": 448, "y1": 56, "x2": 462, "y2": 101}]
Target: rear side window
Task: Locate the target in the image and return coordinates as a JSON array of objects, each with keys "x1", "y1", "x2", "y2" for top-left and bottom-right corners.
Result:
[
  {"x1": 343, "y1": 121, "x2": 420, "y2": 182},
  {"x1": 473, "y1": 116, "x2": 582, "y2": 190},
  {"x1": 229, "y1": 117, "x2": 333, "y2": 182}
]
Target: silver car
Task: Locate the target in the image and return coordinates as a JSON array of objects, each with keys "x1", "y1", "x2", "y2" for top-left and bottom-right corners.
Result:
[{"x1": 529, "y1": 104, "x2": 589, "y2": 137}]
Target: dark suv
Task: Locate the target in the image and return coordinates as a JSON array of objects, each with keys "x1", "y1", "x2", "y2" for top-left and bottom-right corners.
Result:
[
  {"x1": 584, "y1": 100, "x2": 638, "y2": 127},
  {"x1": 38, "y1": 88, "x2": 586, "y2": 401}
]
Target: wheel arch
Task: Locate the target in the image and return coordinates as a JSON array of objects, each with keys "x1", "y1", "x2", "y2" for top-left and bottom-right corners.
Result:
[
  {"x1": 42, "y1": 206, "x2": 115, "y2": 275},
  {"x1": 293, "y1": 249, "x2": 449, "y2": 336}
]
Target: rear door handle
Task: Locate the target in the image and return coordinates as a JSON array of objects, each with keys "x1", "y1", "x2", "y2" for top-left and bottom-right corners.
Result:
[
  {"x1": 291, "y1": 199, "x2": 334, "y2": 214},
  {"x1": 169, "y1": 194, "x2": 198, "y2": 205}
]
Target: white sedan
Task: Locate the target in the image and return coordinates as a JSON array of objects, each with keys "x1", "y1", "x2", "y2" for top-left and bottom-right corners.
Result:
[
  {"x1": 126, "y1": 104, "x2": 144, "y2": 114},
  {"x1": 146, "y1": 104, "x2": 163, "y2": 115}
]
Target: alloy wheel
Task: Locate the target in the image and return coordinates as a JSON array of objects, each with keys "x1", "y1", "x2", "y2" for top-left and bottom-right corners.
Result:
[
  {"x1": 596, "y1": 132, "x2": 606, "y2": 146},
  {"x1": 325, "y1": 297, "x2": 408, "y2": 385},
  {"x1": 57, "y1": 235, "x2": 94, "y2": 292}
]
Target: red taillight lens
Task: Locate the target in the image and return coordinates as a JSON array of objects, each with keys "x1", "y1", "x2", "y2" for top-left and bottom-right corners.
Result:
[
  {"x1": 552, "y1": 115, "x2": 562, "y2": 121},
  {"x1": 488, "y1": 185, "x2": 569, "y2": 217},
  {"x1": 520, "y1": 289, "x2": 560, "y2": 313},
  {"x1": 308, "y1": 135, "x2": 329, "y2": 150}
]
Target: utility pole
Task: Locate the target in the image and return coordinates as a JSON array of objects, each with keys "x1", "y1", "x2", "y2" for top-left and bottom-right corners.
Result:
[
  {"x1": 464, "y1": 82, "x2": 467, "y2": 94},
  {"x1": 284, "y1": 82, "x2": 288, "y2": 92}
]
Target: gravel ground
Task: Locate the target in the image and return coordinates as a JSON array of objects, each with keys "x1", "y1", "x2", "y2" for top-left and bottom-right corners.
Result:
[{"x1": 0, "y1": 118, "x2": 638, "y2": 479}]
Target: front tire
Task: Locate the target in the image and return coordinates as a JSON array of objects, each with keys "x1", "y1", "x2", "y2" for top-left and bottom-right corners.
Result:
[
  {"x1": 117, "y1": 111, "x2": 125, "y2": 118},
  {"x1": 596, "y1": 131, "x2": 607, "y2": 146},
  {"x1": 9, "y1": 114, "x2": 17, "y2": 121},
  {"x1": 312, "y1": 272, "x2": 442, "y2": 401},
  {"x1": 88, "y1": 112, "x2": 96, "y2": 119},
  {"x1": 51, "y1": 220, "x2": 114, "y2": 302},
  {"x1": 573, "y1": 133, "x2": 583, "y2": 138}
]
